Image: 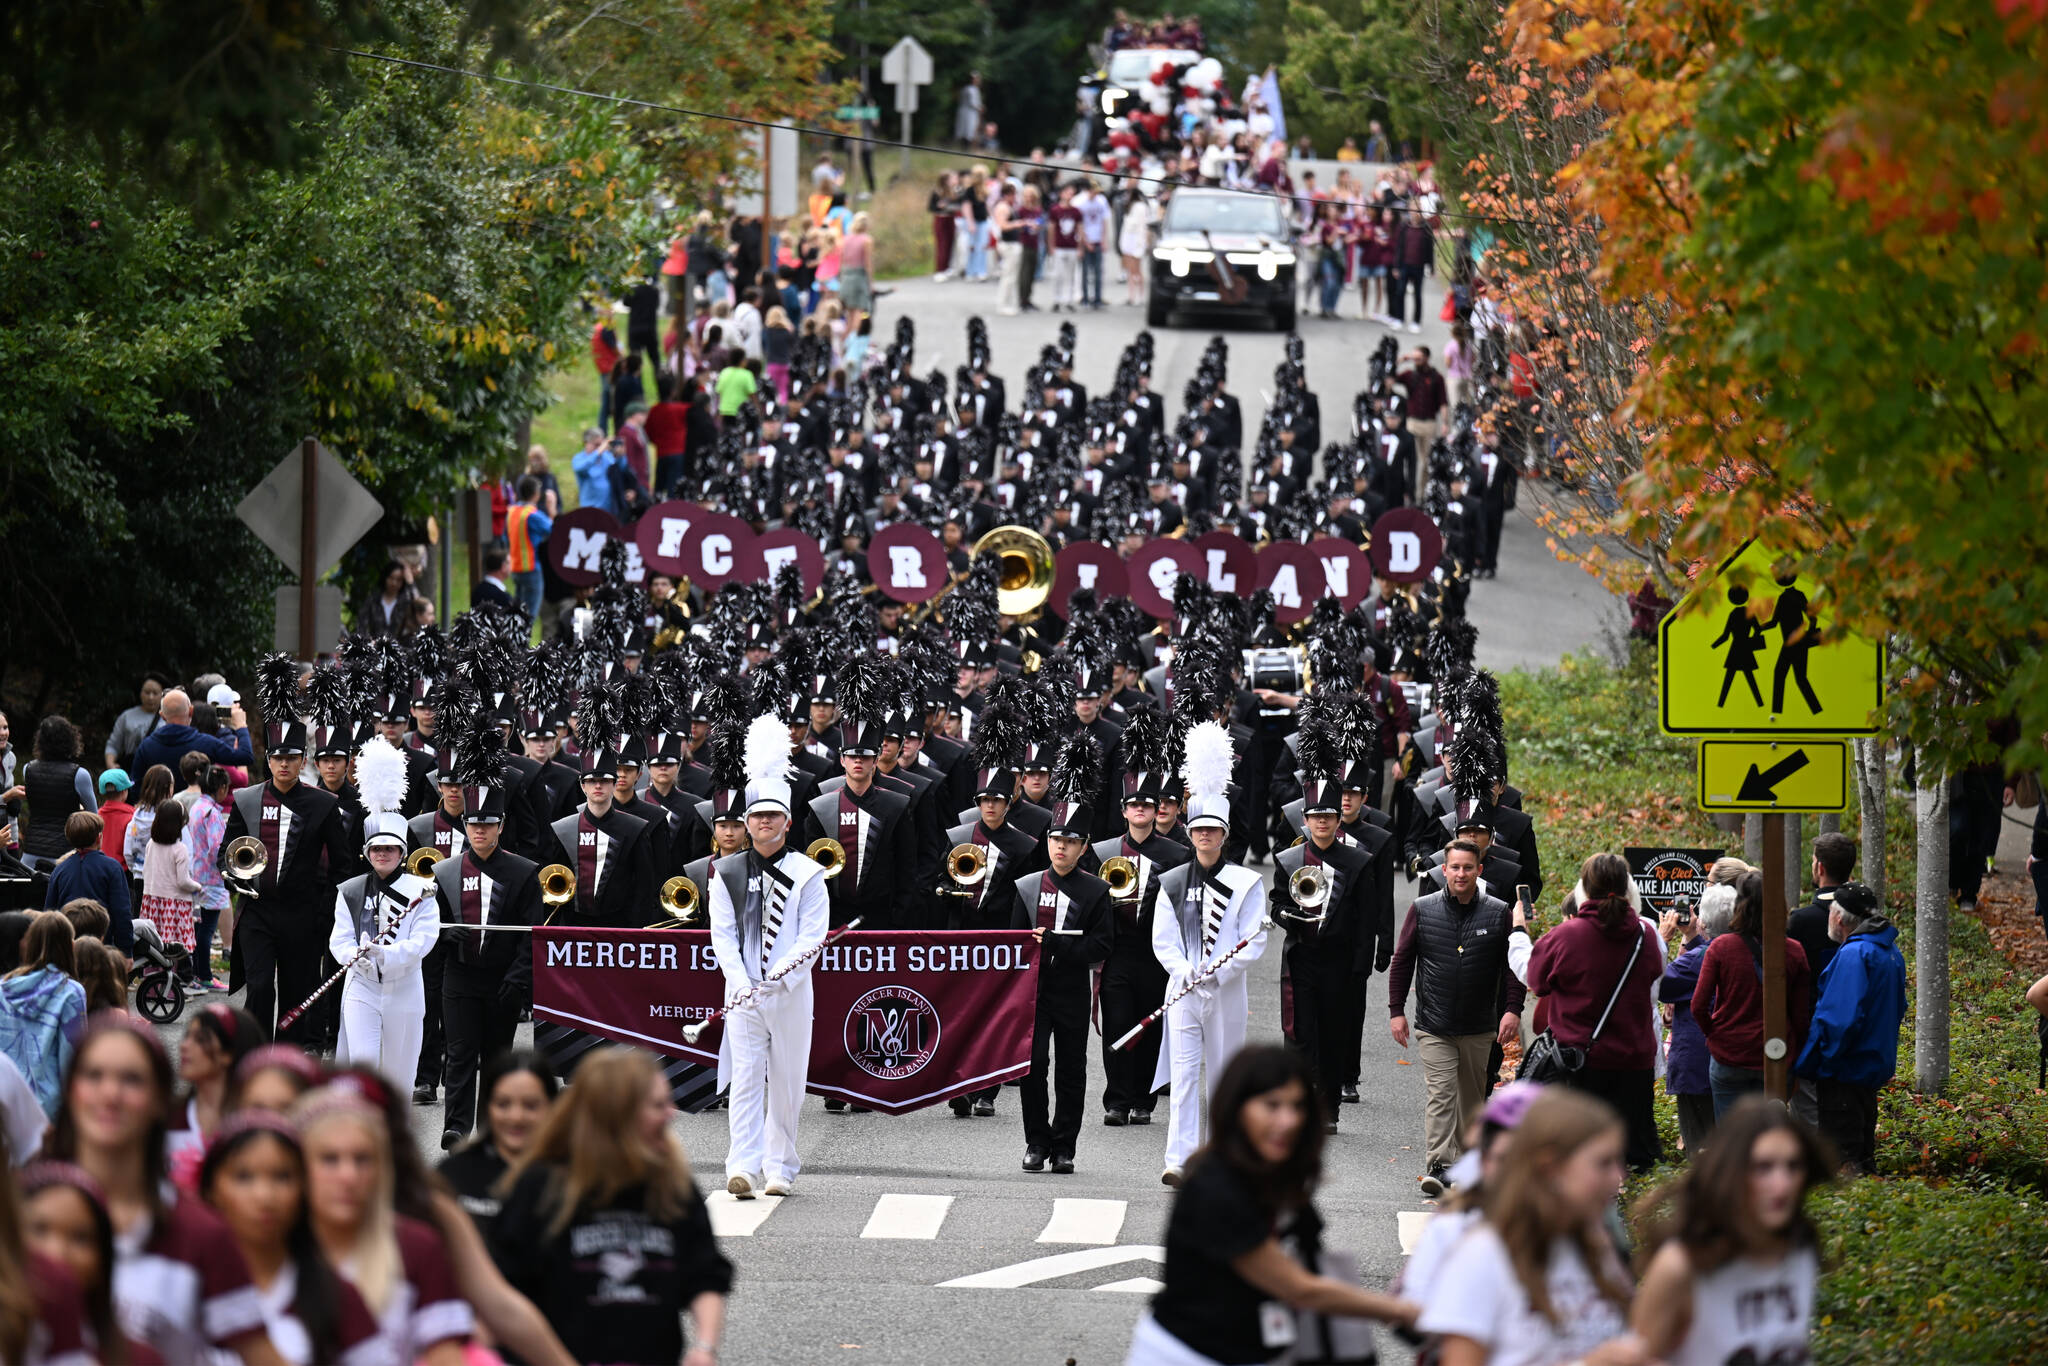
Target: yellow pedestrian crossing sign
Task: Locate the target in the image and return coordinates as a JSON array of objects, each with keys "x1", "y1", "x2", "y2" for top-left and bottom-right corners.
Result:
[
  {"x1": 1660, "y1": 540, "x2": 1883, "y2": 736},
  {"x1": 1697, "y1": 739, "x2": 1849, "y2": 812}
]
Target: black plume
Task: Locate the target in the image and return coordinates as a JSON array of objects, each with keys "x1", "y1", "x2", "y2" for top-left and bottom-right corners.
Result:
[
  {"x1": 574, "y1": 676, "x2": 628, "y2": 756},
  {"x1": 256, "y1": 654, "x2": 303, "y2": 721},
  {"x1": 1050, "y1": 729, "x2": 1102, "y2": 805},
  {"x1": 970, "y1": 701, "x2": 1028, "y2": 771},
  {"x1": 408, "y1": 627, "x2": 446, "y2": 683},
  {"x1": 704, "y1": 720, "x2": 749, "y2": 790},
  {"x1": 303, "y1": 661, "x2": 351, "y2": 726},
  {"x1": 450, "y1": 725, "x2": 507, "y2": 789},
  {"x1": 1117, "y1": 703, "x2": 1172, "y2": 776},
  {"x1": 835, "y1": 653, "x2": 895, "y2": 725}
]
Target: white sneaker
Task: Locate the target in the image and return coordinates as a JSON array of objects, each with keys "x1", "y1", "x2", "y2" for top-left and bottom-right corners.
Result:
[
  {"x1": 1161, "y1": 1168, "x2": 1183, "y2": 1188},
  {"x1": 764, "y1": 1178, "x2": 792, "y2": 1197},
  {"x1": 727, "y1": 1173, "x2": 756, "y2": 1200},
  {"x1": 1408, "y1": 322, "x2": 1422, "y2": 333}
]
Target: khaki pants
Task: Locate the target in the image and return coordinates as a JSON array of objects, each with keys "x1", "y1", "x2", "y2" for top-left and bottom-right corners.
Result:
[
  {"x1": 1418, "y1": 1031, "x2": 1494, "y2": 1169},
  {"x1": 1408, "y1": 417, "x2": 1440, "y2": 500}
]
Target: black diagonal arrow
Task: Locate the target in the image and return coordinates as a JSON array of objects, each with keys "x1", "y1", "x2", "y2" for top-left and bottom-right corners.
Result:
[{"x1": 1738, "y1": 749, "x2": 1811, "y2": 803}]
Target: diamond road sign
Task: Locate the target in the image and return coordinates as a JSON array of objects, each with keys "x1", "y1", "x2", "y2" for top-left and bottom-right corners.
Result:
[
  {"x1": 1659, "y1": 538, "x2": 1883, "y2": 736},
  {"x1": 235, "y1": 440, "x2": 384, "y2": 580},
  {"x1": 1697, "y1": 739, "x2": 1849, "y2": 813}
]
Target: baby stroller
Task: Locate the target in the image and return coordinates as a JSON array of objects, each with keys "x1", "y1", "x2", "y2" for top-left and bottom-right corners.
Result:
[{"x1": 131, "y1": 919, "x2": 190, "y2": 1024}]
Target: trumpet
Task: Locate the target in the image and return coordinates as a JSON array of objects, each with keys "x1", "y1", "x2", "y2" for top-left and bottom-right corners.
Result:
[
  {"x1": 224, "y1": 837, "x2": 268, "y2": 896},
  {"x1": 659, "y1": 876, "x2": 701, "y2": 922},
  {"x1": 1287, "y1": 864, "x2": 1331, "y2": 919},
  {"x1": 405, "y1": 847, "x2": 445, "y2": 878},
  {"x1": 538, "y1": 864, "x2": 577, "y2": 907},
  {"x1": 1101, "y1": 856, "x2": 1140, "y2": 902},
  {"x1": 947, "y1": 842, "x2": 989, "y2": 886},
  {"x1": 807, "y1": 837, "x2": 847, "y2": 879}
]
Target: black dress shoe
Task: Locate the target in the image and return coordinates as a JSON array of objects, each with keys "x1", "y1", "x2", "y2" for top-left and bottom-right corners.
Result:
[
  {"x1": 824, "y1": 1098, "x2": 847, "y2": 1113},
  {"x1": 1341, "y1": 1084, "x2": 1360, "y2": 1104},
  {"x1": 413, "y1": 1085, "x2": 437, "y2": 1104},
  {"x1": 1050, "y1": 1154, "x2": 1075, "y2": 1174},
  {"x1": 1022, "y1": 1148, "x2": 1048, "y2": 1172},
  {"x1": 1129, "y1": 1109, "x2": 1152, "y2": 1126},
  {"x1": 1102, "y1": 1108, "x2": 1128, "y2": 1127},
  {"x1": 972, "y1": 1098, "x2": 996, "y2": 1117},
  {"x1": 950, "y1": 1097, "x2": 973, "y2": 1117},
  {"x1": 1324, "y1": 1119, "x2": 1339, "y2": 1135},
  {"x1": 441, "y1": 1129, "x2": 463, "y2": 1151}
]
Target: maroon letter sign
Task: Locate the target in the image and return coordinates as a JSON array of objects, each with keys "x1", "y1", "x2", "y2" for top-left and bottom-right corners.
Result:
[
  {"x1": 1369, "y1": 508, "x2": 1444, "y2": 585},
  {"x1": 746, "y1": 526, "x2": 826, "y2": 597},
  {"x1": 1125, "y1": 538, "x2": 1205, "y2": 619},
  {"x1": 532, "y1": 928, "x2": 1040, "y2": 1113},
  {"x1": 547, "y1": 507, "x2": 627, "y2": 587},
  {"x1": 1049, "y1": 541, "x2": 1129, "y2": 617},
  {"x1": 867, "y1": 523, "x2": 948, "y2": 603},
  {"x1": 1190, "y1": 530, "x2": 1258, "y2": 597},
  {"x1": 1257, "y1": 541, "x2": 1324, "y2": 623},
  {"x1": 634, "y1": 500, "x2": 703, "y2": 579},
  {"x1": 1307, "y1": 536, "x2": 1373, "y2": 610}
]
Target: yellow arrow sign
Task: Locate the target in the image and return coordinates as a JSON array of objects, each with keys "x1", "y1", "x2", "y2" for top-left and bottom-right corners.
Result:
[
  {"x1": 1659, "y1": 539, "x2": 1883, "y2": 735},
  {"x1": 1697, "y1": 739, "x2": 1849, "y2": 812}
]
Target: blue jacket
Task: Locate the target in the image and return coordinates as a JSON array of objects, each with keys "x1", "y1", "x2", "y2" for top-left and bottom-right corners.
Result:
[
  {"x1": 1795, "y1": 922, "x2": 1906, "y2": 1087},
  {"x1": 0, "y1": 968, "x2": 87, "y2": 1116},
  {"x1": 572, "y1": 447, "x2": 619, "y2": 516},
  {"x1": 44, "y1": 851, "x2": 134, "y2": 952},
  {"x1": 132, "y1": 722, "x2": 254, "y2": 780},
  {"x1": 1657, "y1": 936, "x2": 1710, "y2": 1096}
]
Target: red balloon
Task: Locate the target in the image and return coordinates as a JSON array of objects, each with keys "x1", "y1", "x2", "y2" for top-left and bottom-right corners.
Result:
[
  {"x1": 1189, "y1": 530, "x2": 1259, "y2": 598},
  {"x1": 1125, "y1": 539, "x2": 1206, "y2": 619},
  {"x1": 742, "y1": 526, "x2": 826, "y2": 597},
  {"x1": 634, "y1": 500, "x2": 711, "y2": 579},
  {"x1": 867, "y1": 523, "x2": 949, "y2": 603},
  {"x1": 546, "y1": 507, "x2": 627, "y2": 588},
  {"x1": 1306, "y1": 536, "x2": 1374, "y2": 610},
  {"x1": 1049, "y1": 542, "x2": 1130, "y2": 617},
  {"x1": 1256, "y1": 542, "x2": 1325, "y2": 624},
  {"x1": 1369, "y1": 508, "x2": 1445, "y2": 585}
]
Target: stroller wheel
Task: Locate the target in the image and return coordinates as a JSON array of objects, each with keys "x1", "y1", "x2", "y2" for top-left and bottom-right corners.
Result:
[{"x1": 135, "y1": 971, "x2": 186, "y2": 1025}]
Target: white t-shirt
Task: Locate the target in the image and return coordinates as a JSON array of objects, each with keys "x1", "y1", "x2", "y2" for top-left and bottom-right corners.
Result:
[
  {"x1": 1397, "y1": 1208, "x2": 1479, "y2": 1309},
  {"x1": 1669, "y1": 1247, "x2": 1817, "y2": 1366},
  {"x1": 1417, "y1": 1225, "x2": 1631, "y2": 1366}
]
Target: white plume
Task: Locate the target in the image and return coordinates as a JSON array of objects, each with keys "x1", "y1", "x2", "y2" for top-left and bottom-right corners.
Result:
[
  {"x1": 355, "y1": 736, "x2": 409, "y2": 817},
  {"x1": 744, "y1": 712, "x2": 790, "y2": 789},
  {"x1": 1182, "y1": 720, "x2": 1235, "y2": 801}
]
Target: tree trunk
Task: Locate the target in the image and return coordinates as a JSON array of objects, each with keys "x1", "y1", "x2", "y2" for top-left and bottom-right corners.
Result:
[
  {"x1": 1818, "y1": 812, "x2": 1840, "y2": 836},
  {"x1": 1913, "y1": 776, "x2": 1950, "y2": 1094},
  {"x1": 1856, "y1": 738, "x2": 1887, "y2": 907},
  {"x1": 1744, "y1": 813, "x2": 1764, "y2": 865}
]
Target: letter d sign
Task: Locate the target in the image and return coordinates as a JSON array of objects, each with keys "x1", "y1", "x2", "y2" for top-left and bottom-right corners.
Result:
[{"x1": 1387, "y1": 531, "x2": 1421, "y2": 574}]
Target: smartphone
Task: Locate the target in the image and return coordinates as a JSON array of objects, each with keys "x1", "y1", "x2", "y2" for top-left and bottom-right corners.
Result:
[{"x1": 1516, "y1": 884, "x2": 1532, "y2": 911}]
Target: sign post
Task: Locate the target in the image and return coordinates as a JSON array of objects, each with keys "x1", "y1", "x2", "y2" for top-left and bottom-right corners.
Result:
[
  {"x1": 880, "y1": 36, "x2": 933, "y2": 177},
  {"x1": 236, "y1": 439, "x2": 384, "y2": 661},
  {"x1": 1661, "y1": 537, "x2": 1882, "y2": 1100}
]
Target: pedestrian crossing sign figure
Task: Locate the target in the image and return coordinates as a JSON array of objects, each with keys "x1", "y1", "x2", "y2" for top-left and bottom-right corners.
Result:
[{"x1": 1659, "y1": 539, "x2": 1882, "y2": 736}]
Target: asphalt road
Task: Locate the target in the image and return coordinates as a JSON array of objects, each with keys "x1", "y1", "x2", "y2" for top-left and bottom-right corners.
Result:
[{"x1": 155, "y1": 268, "x2": 1618, "y2": 1365}]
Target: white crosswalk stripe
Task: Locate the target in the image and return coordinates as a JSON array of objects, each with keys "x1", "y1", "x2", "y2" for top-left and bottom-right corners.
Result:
[
  {"x1": 939, "y1": 1245, "x2": 1165, "y2": 1289},
  {"x1": 861, "y1": 1193, "x2": 954, "y2": 1239},
  {"x1": 705, "y1": 1192, "x2": 785, "y2": 1236},
  {"x1": 1036, "y1": 1197, "x2": 1128, "y2": 1245}
]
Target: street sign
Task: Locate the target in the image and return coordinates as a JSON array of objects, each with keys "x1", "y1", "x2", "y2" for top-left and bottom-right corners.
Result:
[
  {"x1": 1658, "y1": 538, "x2": 1883, "y2": 735},
  {"x1": 272, "y1": 586, "x2": 343, "y2": 656},
  {"x1": 1697, "y1": 738, "x2": 1850, "y2": 812},
  {"x1": 880, "y1": 36, "x2": 934, "y2": 104},
  {"x1": 837, "y1": 105, "x2": 880, "y2": 121},
  {"x1": 235, "y1": 440, "x2": 383, "y2": 581}
]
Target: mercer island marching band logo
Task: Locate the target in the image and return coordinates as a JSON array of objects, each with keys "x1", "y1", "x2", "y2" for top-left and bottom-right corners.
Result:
[{"x1": 844, "y1": 985, "x2": 942, "y2": 1079}]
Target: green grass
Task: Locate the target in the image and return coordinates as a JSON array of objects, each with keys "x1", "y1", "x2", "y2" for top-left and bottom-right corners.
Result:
[
  {"x1": 529, "y1": 360, "x2": 600, "y2": 512},
  {"x1": 1512, "y1": 645, "x2": 2048, "y2": 1363}
]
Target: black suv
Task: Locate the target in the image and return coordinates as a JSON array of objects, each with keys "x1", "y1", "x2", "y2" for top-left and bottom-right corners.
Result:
[{"x1": 1146, "y1": 188, "x2": 1296, "y2": 331}]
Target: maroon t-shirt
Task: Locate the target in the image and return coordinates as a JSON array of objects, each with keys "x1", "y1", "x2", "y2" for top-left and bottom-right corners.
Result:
[
  {"x1": 1048, "y1": 205, "x2": 1084, "y2": 251},
  {"x1": 25, "y1": 1251, "x2": 92, "y2": 1366}
]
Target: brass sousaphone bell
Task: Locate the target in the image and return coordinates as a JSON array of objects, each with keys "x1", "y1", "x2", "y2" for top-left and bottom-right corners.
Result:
[
  {"x1": 972, "y1": 525, "x2": 1056, "y2": 618},
  {"x1": 538, "y1": 864, "x2": 577, "y2": 906},
  {"x1": 807, "y1": 837, "x2": 848, "y2": 879},
  {"x1": 405, "y1": 846, "x2": 445, "y2": 878},
  {"x1": 655, "y1": 876, "x2": 700, "y2": 924},
  {"x1": 1100, "y1": 855, "x2": 1140, "y2": 902}
]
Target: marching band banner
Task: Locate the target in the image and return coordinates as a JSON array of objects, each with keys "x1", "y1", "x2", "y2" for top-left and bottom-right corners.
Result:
[
  {"x1": 532, "y1": 927, "x2": 1042, "y2": 1114},
  {"x1": 543, "y1": 512, "x2": 1437, "y2": 616}
]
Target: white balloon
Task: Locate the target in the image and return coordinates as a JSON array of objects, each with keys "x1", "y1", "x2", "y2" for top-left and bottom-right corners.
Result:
[{"x1": 1193, "y1": 57, "x2": 1224, "y2": 88}]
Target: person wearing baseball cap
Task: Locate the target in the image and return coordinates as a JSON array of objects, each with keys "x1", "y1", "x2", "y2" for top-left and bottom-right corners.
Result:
[{"x1": 1794, "y1": 880, "x2": 1905, "y2": 1173}]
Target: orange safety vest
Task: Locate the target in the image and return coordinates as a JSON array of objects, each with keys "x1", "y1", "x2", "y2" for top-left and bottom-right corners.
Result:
[{"x1": 507, "y1": 503, "x2": 539, "y2": 573}]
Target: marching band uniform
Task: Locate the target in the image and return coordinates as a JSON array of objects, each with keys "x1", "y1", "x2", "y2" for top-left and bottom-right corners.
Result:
[
  {"x1": 1009, "y1": 733, "x2": 1113, "y2": 1173},
  {"x1": 432, "y1": 770, "x2": 538, "y2": 1146},
  {"x1": 712, "y1": 719, "x2": 832, "y2": 1199},
  {"x1": 224, "y1": 696, "x2": 352, "y2": 1045},
  {"x1": 404, "y1": 755, "x2": 467, "y2": 1104},
  {"x1": 548, "y1": 737, "x2": 656, "y2": 928},
  {"x1": 329, "y1": 737, "x2": 438, "y2": 1090},
  {"x1": 1150, "y1": 757, "x2": 1267, "y2": 1181},
  {"x1": 1272, "y1": 774, "x2": 1377, "y2": 1127}
]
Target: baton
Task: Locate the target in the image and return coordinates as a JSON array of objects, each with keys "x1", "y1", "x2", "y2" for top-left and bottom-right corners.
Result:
[
  {"x1": 275, "y1": 908, "x2": 419, "y2": 1033},
  {"x1": 681, "y1": 917, "x2": 864, "y2": 1045},
  {"x1": 1111, "y1": 917, "x2": 1274, "y2": 1052}
]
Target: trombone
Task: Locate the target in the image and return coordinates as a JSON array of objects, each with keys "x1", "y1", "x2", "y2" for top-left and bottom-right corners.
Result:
[
  {"x1": 405, "y1": 847, "x2": 445, "y2": 878},
  {"x1": 940, "y1": 842, "x2": 988, "y2": 897},
  {"x1": 807, "y1": 837, "x2": 847, "y2": 879},
  {"x1": 1100, "y1": 855, "x2": 1140, "y2": 903},
  {"x1": 223, "y1": 837, "x2": 268, "y2": 897}
]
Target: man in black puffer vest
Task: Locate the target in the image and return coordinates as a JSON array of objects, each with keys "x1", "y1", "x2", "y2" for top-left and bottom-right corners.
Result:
[{"x1": 1385, "y1": 839, "x2": 1524, "y2": 1196}]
